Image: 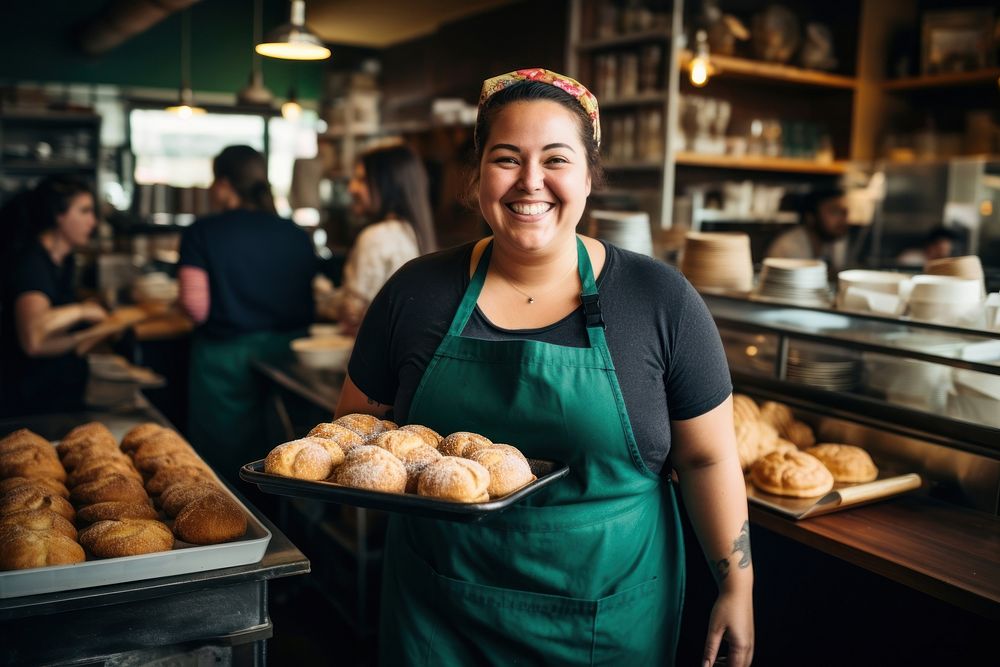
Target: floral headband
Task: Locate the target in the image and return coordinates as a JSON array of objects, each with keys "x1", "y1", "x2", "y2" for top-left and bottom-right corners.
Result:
[{"x1": 478, "y1": 68, "x2": 602, "y2": 146}]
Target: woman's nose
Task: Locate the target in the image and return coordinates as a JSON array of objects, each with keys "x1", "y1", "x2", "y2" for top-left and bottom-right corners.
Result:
[{"x1": 517, "y1": 163, "x2": 544, "y2": 192}]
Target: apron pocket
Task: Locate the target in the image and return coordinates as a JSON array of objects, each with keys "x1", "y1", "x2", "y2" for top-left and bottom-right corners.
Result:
[{"x1": 593, "y1": 576, "x2": 676, "y2": 666}]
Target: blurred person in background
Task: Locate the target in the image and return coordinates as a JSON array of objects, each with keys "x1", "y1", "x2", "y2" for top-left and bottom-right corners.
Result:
[
  {"x1": 178, "y1": 145, "x2": 316, "y2": 481},
  {"x1": 0, "y1": 176, "x2": 111, "y2": 417},
  {"x1": 766, "y1": 187, "x2": 849, "y2": 274},
  {"x1": 896, "y1": 225, "x2": 962, "y2": 268}
]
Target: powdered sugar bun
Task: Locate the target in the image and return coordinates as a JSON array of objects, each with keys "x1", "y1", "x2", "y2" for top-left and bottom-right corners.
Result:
[
  {"x1": 308, "y1": 422, "x2": 365, "y2": 452},
  {"x1": 417, "y1": 456, "x2": 490, "y2": 503},
  {"x1": 0, "y1": 507, "x2": 78, "y2": 541},
  {"x1": 334, "y1": 413, "x2": 388, "y2": 438},
  {"x1": 399, "y1": 424, "x2": 442, "y2": 449},
  {"x1": 265, "y1": 438, "x2": 336, "y2": 480},
  {"x1": 467, "y1": 448, "x2": 535, "y2": 498},
  {"x1": 79, "y1": 518, "x2": 173, "y2": 557},
  {"x1": 438, "y1": 432, "x2": 493, "y2": 458},
  {"x1": 333, "y1": 445, "x2": 407, "y2": 494}
]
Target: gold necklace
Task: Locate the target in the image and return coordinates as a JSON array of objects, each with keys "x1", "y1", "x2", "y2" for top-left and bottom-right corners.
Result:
[{"x1": 492, "y1": 261, "x2": 579, "y2": 305}]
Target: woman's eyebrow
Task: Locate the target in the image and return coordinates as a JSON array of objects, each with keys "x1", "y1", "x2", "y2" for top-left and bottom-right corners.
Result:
[{"x1": 487, "y1": 143, "x2": 577, "y2": 153}]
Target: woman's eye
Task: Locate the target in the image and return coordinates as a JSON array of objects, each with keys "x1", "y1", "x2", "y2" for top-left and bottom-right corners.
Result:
[
  {"x1": 494, "y1": 156, "x2": 519, "y2": 165},
  {"x1": 546, "y1": 156, "x2": 569, "y2": 165}
]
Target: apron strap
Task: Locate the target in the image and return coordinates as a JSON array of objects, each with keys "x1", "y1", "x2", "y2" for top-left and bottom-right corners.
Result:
[{"x1": 447, "y1": 240, "x2": 494, "y2": 336}]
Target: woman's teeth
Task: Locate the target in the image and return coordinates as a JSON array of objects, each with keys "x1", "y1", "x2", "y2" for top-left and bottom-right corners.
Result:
[{"x1": 508, "y1": 202, "x2": 553, "y2": 216}]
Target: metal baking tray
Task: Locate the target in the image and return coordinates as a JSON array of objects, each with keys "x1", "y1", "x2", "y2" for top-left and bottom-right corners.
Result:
[
  {"x1": 0, "y1": 483, "x2": 272, "y2": 599},
  {"x1": 240, "y1": 457, "x2": 570, "y2": 522},
  {"x1": 746, "y1": 472, "x2": 922, "y2": 520}
]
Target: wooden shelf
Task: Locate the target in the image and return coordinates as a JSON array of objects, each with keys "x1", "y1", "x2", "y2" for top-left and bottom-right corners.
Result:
[
  {"x1": 675, "y1": 152, "x2": 848, "y2": 174},
  {"x1": 603, "y1": 160, "x2": 664, "y2": 171},
  {"x1": 599, "y1": 91, "x2": 669, "y2": 109},
  {"x1": 679, "y1": 50, "x2": 857, "y2": 89},
  {"x1": 576, "y1": 28, "x2": 671, "y2": 52},
  {"x1": 882, "y1": 69, "x2": 1000, "y2": 91}
]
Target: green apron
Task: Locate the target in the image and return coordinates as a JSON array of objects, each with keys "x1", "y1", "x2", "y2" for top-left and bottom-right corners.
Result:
[
  {"x1": 188, "y1": 329, "x2": 303, "y2": 481},
  {"x1": 380, "y1": 238, "x2": 685, "y2": 666}
]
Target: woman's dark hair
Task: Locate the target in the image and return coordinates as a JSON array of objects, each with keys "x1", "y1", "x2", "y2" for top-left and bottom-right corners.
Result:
[
  {"x1": 360, "y1": 145, "x2": 437, "y2": 254},
  {"x1": 213, "y1": 145, "x2": 276, "y2": 214},
  {"x1": 465, "y1": 80, "x2": 606, "y2": 207},
  {"x1": 0, "y1": 175, "x2": 93, "y2": 261},
  {"x1": 800, "y1": 186, "x2": 845, "y2": 220}
]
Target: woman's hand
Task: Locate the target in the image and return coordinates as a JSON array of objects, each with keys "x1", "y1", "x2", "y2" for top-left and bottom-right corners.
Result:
[
  {"x1": 78, "y1": 301, "x2": 108, "y2": 324},
  {"x1": 703, "y1": 587, "x2": 754, "y2": 667}
]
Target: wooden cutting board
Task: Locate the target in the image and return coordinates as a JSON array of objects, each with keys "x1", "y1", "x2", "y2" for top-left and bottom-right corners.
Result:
[{"x1": 746, "y1": 473, "x2": 923, "y2": 520}]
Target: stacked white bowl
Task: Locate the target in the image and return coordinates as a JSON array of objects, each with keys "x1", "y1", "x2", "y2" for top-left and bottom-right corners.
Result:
[
  {"x1": 754, "y1": 258, "x2": 830, "y2": 306},
  {"x1": 680, "y1": 232, "x2": 754, "y2": 293},
  {"x1": 906, "y1": 275, "x2": 983, "y2": 326},
  {"x1": 836, "y1": 270, "x2": 912, "y2": 316}
]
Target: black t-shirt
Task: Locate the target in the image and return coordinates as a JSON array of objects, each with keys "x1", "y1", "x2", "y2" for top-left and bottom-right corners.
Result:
[
  {"x1": 349, "y1": 241, "x2": 732, "y2": 475},
  {"x1": 178, "y1": 210, "x2": 317, "y2": 339},
  {"x1": 0, "y1": 241, "x2": 89, "y2": 417}
]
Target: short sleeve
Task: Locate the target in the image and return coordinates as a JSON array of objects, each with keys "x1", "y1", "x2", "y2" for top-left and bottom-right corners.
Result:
[
  {"x1": 666, "y1": 282, "x2": 732, "y2": 421},
  {"x1": 178, "y1": 223, "x2": 208, "y2": 270},
  {"x1": 346, "y1": 279, "x2": 398, "y2": 405},
  {"x1": 8, "y1": 252, "x2": 56, "y2": 301}
]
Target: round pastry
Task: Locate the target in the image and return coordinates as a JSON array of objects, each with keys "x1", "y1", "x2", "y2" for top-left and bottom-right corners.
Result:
[
  {"x1": 467, "y1": 448, "x2": 535, "y2": 498},
  {"x1": 755, "y1": 420, "x2": 780, "y2": 458},
  {"x1": 0, "y1": 508, "x2": 78, "y2": 541},
  {"x1": 133, "y1": 451, "x2": 207, "y2": 475},
  {"x1": 0, "y1": 485, "x2": 75, "y2": 521},
  {"x1": 67, "y1": 457, "x2": 143, "y2": 488},
  {"x1": 334, "y1": 413, "x2": 388, "y2": 438},
  {"x1": 161, "y1": 482, "x2": 225, "y2": 518},
  {"x1": 333, "y1": 445, "x2": 407, "y2": 494},
  {"x1": 806, "y1": 443, "x2": 879, "y2": 483},
  {"x1": 734, "y1": 418, "x2": 760, "y2": 471},
  {"x1": 120, "y1": 423, "x2": 165, "y2": 454},
  {"x1": 772, "y1": 438, "x2": 799, "y2": 454},
  {"x1": 381, "y1": 419, "x2": 399, "y2": 431},
  {"x1": 369, "y1": 431, "x2": 442, "y2": 492},
  {"x1": 59, "y1": 421, "x2": 116, "y2": 450},
  {"x1": 417, "y1": 457, "x2": 491, "y2": 503},
  {"x1": 783, "y1": 420, "x2": 816, "y2": 449},
  {"x1": 732, "y1": 394, "x2": 761, "y2": 425},
  {"x1": 0, "y1": 526, "x2": 85, "y2": 570},
  {"x1": 470, "y1": 442, "x2": 529, "y2": 465},
  {"x1": 60, "y1": 444, "x2": 129, "y2": 472},
  {"x1": 131, "y1": 431, "x2": 194, "y2": 466},
  {"x1": 438, "y1": 432, "x2": 493, "y2": 458},
  {"x1": 307, "y1": 422, "x2": 365, "y2": 451},
  {"x1": 71, "y1": 473, "x2": 150, "y2": 506},
  {"x1": 76, "y1": 500, "x2": 159, "y2": 524},
  {"x1": 750, "y1": 450, "x2": 835, "y2": 498},
  {"x1": 79, "y1": 518, "x2": 174, "y2": 558},
  {"x1": 759, "y1": 401, "x2": 795, "y2": 431},
  {"x1": 265, "y1": 438, "x2": 337, "y2": 480},
  {"x1": 399, "y1": 424, "x2": 442, "y2": 449},
  {"x1": 0, "y1": 444, "x2": 67, "y2": 482},
  {"x1": 145, "y1": 465, "x2": 216, "y2": 496},
  {"x1": 0, "y1": 476, "x2": 70, "y2": 499},
  {"x1": 174, "y1": 492, "x2": 248, "y2": 545},
  {"x1": 0, "y1": 428, "x2": 50, "y2": 453}
]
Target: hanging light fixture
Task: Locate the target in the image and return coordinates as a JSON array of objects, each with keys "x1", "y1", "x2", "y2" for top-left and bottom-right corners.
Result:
[
  {"x1": 281, "y1": 87, "x2": 302, "y2": 120},
  {"x1": 688, "y1": 30, "x2": 715, "y2": 87},
  {"x1": 256, "y1": 0, "x2": 330, "y2": 61},
  {"x1": 165, "y1": 8, "x2": 205, "y2": 116},
  {"x1": 238, "y1": 0, "x2": 275, "y2": 106}
]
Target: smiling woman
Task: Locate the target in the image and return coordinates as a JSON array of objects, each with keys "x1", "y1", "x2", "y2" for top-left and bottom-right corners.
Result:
[{"x1": 335, "y1": 68, "x2": 754, "y2": 667}]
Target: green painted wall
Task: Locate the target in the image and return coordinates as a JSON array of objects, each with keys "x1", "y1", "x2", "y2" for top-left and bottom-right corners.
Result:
[{"x1": 0, "y1": 0, "x2": 351, "y2": 101}]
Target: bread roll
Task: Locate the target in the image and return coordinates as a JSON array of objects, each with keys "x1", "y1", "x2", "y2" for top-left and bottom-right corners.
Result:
[
  {"x1": 59, "y1": 421, "x2": 116, "y2": 450},
  {"x1": 76, "y1": 500, "x2": 159, "y2": 524},
  {"x1": 0, "y1": 485, "x2": 75, "y2": 521},
  {"x1": 438, "y1": 432, "x2": 493, "y2": 458},
  {"x1": 734, "y1": 418, "x2": 760, "y2": 471},
  {"x1": 79, "y1": 518, "x2": 174, "y2": 558},
  {"x1": 399, "y1": 424, "x2": 442, "y2": 449},
  {"x1": 467, "y1": 448, "x2": 535, "y2": 498},
  {"x1": 755, "y1": 420, "x2": 780, "y2": 458},
  {"x1": 307, "y1": 422, "x2": 365, "y2": 452},
  {"x1": 120, "y1": 423, "x2": 164, "y2": 454},
  {"x1": 732, "y1": 394, "x2": 761, "y2": 425},
  {"x1": 0, "y1": 444, "x2": 67, "y2": 482},
  {"x1": 145, "y1": 465, "x2": 216, "y2": 496},
  {"x1": 71, "y1": 473, "x2": 149, "y2": 506},
  {"x1": 381, "y1": 419, "x2": 399, "y2": 431},
  {"x1": 60, "y1": 444, "x2": 129, "y2": 472},
  {"x1": 783, "y1": 420, "x2": 815, "y2": 449},
  {"x1": 265, "y1": 438, "x2": 337, "y2": 480},
  {"x1": 131, "y1": 431, "x2": 195, "y2": 467},
  {"x1": 806, "y1": 443, "x2": 878, "y2": 483},
  {"x1": 750, "y1": 450, "x2": 834, "y2": 498},
  {"x1": 0, "y1": 428, "x2": 50, "y2": 454},
  {"x1": 133, "y1": 451, "x2": 207, "y2": 476},
  {"x1": 0, "y1": 508, "x2": 78, "y2": 541},
  {"x1": 67, "y1": 457, "x2": 143, "y2": 488},
  {"x1": 173, "y1": 493, "x2": 247, "y2": 544},
  {"x1": 417, "y1": 457, "x2": 490, "y2": 503},
  {"x1": 759, "y1": 401, "x2": 795, "y2": 431},
  {"x1": 465, "y1": 442, "x2": 529, "y2": 465},
  {"x1": 0, "y1": 525, "x2": 85, "y2": 570},
  {"x1": 369, "y1": 431, "x2": 442, "y2": 492},
  {"x1": 0, "y1": 476, "x2": 70, "y2": 499},
  {"x1": 334, "y1": 413, "x2": 388, "y2": 438},
  {"x1": 161, "y1": 482, "x2": 225, "y2": 518},
  {"x1": 333, "y1": 445, "x2": 407, "y2": 494}
]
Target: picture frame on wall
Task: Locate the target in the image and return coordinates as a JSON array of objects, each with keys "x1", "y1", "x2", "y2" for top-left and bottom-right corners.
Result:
[{"x1": 921, "y1": 8, "x2": 996, "y2": 76}]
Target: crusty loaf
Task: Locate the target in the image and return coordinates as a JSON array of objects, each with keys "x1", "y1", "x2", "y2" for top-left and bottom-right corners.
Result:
[
  {"x1": 264, "y1": 438, "x2": 337, "y2": 480},
  {"x1": 133, "y1": 450, "x2": 207, "y2": 476},
  {"x1": 0, "y1": 444, "x2": 67, "y2": 482},
  {"x1": 0, "y1": 485, "x2": 76, "y2": 521},
  {"x1": 67, "y1": 457, "x2": 143, "y2": 488},
  {"x1": 750, "y1": 450, "x2": 834, "y2": 498},
  {"x1": 0, "y1": 508, "x2": 78, "y2": 541},
  {"x1": 79, "y1": 518, "x2": 174, "y2": 558},
  {"x1": 60, "y1": 444, "x2": 129, "y2": 472},
  {"x1": 59, "y1": 421, "x2": 117, "y2": 451},
  {"x1": 759, "y1": 401, "x2": 795, "y2": 431},
  {"x1": 417, "y1": 456, "x2": 490, "y2": 503},
  {"x1": 0, "y1": 525, "x2": 85, "y2": 570},
  {"x1": 0, "y1": 476, "x2": 70, "y2": 499},
  {"x1": 71, "y1": 473, "x2": 150, "y2": 506},
  {"x1": 173, "y1": 493, "x2": 247, "y2": 545},
  {"x1": 467, "y1": 448, "x2": 535, "y2": 498},
  {"x1": 438, "y1": 432, "x2": 493, "y2": 458},
  {"x1": 160, "y1": 482, "x2": 225, "y2": 518},
  {"x1": 783, "y1": 420, "x2": 816, "y2": 449},
  {"x1": 145, "y1": 465, "x2": 215, "y2": 496},
  {"x1": 333, "y1": 445, "x2": 407, "y2": 494},
  {"x1": 732, "y1": 394, "x2": 761, "y2": 425},
  {"x1": 0, "y1": 428, "x2": 50, "y2": 454},
  {"x1": 806, "y1": 443, "x2": 878, "y2": 483},
  {"x1": 76, "y1": 500, "x2": 159, "y2": 524},
  {"x1": 120, "y1": 423, "x2": 165, "y2": 454}
]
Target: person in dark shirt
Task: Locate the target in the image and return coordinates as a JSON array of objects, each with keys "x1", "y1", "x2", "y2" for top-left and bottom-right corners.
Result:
[
  {"x1": 178, "y1": 145, "x2": 316, "y2": 481},
  {"x1": 0, "y1": 176, "x2": 110, "y2": 417}
]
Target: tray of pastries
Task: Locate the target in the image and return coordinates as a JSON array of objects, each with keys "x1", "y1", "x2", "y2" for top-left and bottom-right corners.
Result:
[
  {"x1": 732, "y1": 395, "x2": 922, "y2": 520},
  {"x1": 241, "y1": 415, "x2": 570, "y2": 522},
  {"x1": 0, "y1": 422, "x2": 271, "y2": 598}
]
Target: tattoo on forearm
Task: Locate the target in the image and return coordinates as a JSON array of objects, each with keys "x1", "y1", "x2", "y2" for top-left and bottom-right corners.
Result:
[{"x1": 712, "y1": 520, "x2": 752, "y2": 583}]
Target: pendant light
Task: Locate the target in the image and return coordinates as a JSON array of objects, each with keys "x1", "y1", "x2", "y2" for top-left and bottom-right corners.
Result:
[
  {"x1": 238, "y1": 0, "x2": 275, "y2": 106},
  {"x1": 688, "y1": 30, "x2": 715, "y2": 87},
  {"x1": 281, "y1": 87, "x2": 302, "y2": 120},
  {"x1": 165, "y1": 8, "x2": 205, "y2": 116},
  {"x1": 256, "y1": 0, "x2": 330, "y2": 61}
]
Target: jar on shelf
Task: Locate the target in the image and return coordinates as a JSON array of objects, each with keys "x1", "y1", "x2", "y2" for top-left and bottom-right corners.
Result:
[{"x1": 619, "y1": 52, "x2": 639, "y2": 98}]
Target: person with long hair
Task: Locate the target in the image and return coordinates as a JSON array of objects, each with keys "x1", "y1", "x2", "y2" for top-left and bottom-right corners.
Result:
[
  {"x1": 0, "y1": 176, "x2": 109, "y2": 417},
  {"x1": 178, "y1": 145, "x2": 316, "y2": 481},
  {"x1": 336, "y1": 69, "x2": 753, "y2": 665},
  {"x1": 330, "y1": 144, "x2": 437, "y2": 333}
]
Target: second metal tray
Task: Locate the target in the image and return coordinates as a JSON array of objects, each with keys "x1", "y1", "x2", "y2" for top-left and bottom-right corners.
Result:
[{"x1": 240, "y1": 458, "x2": 569, "y2": 522}]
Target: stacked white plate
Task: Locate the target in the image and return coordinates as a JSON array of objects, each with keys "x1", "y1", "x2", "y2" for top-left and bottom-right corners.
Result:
[
  {"x1": 754, "y1": 258, "x2": 831, "y2": 306},
  {"x1": 785, "y1": 347, "x2": 863, "y2": 391},
  {"x1": 590, "y1": 210, "x2": 653, "y2": 256},
  {"x1": 680, "y1": 232, "x2": 754, "y2": 292}
]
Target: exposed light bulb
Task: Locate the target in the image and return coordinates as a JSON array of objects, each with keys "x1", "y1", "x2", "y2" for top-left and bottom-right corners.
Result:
[
  {"x1": 282, "y1": 99, "x2": 302, "y2": 120},
  {"x1": 690, "y1": 58, "x2": 710, "y2": 86},
  {"x1": 689, "y1": 29, "x2": 713, "y2": 87}
]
